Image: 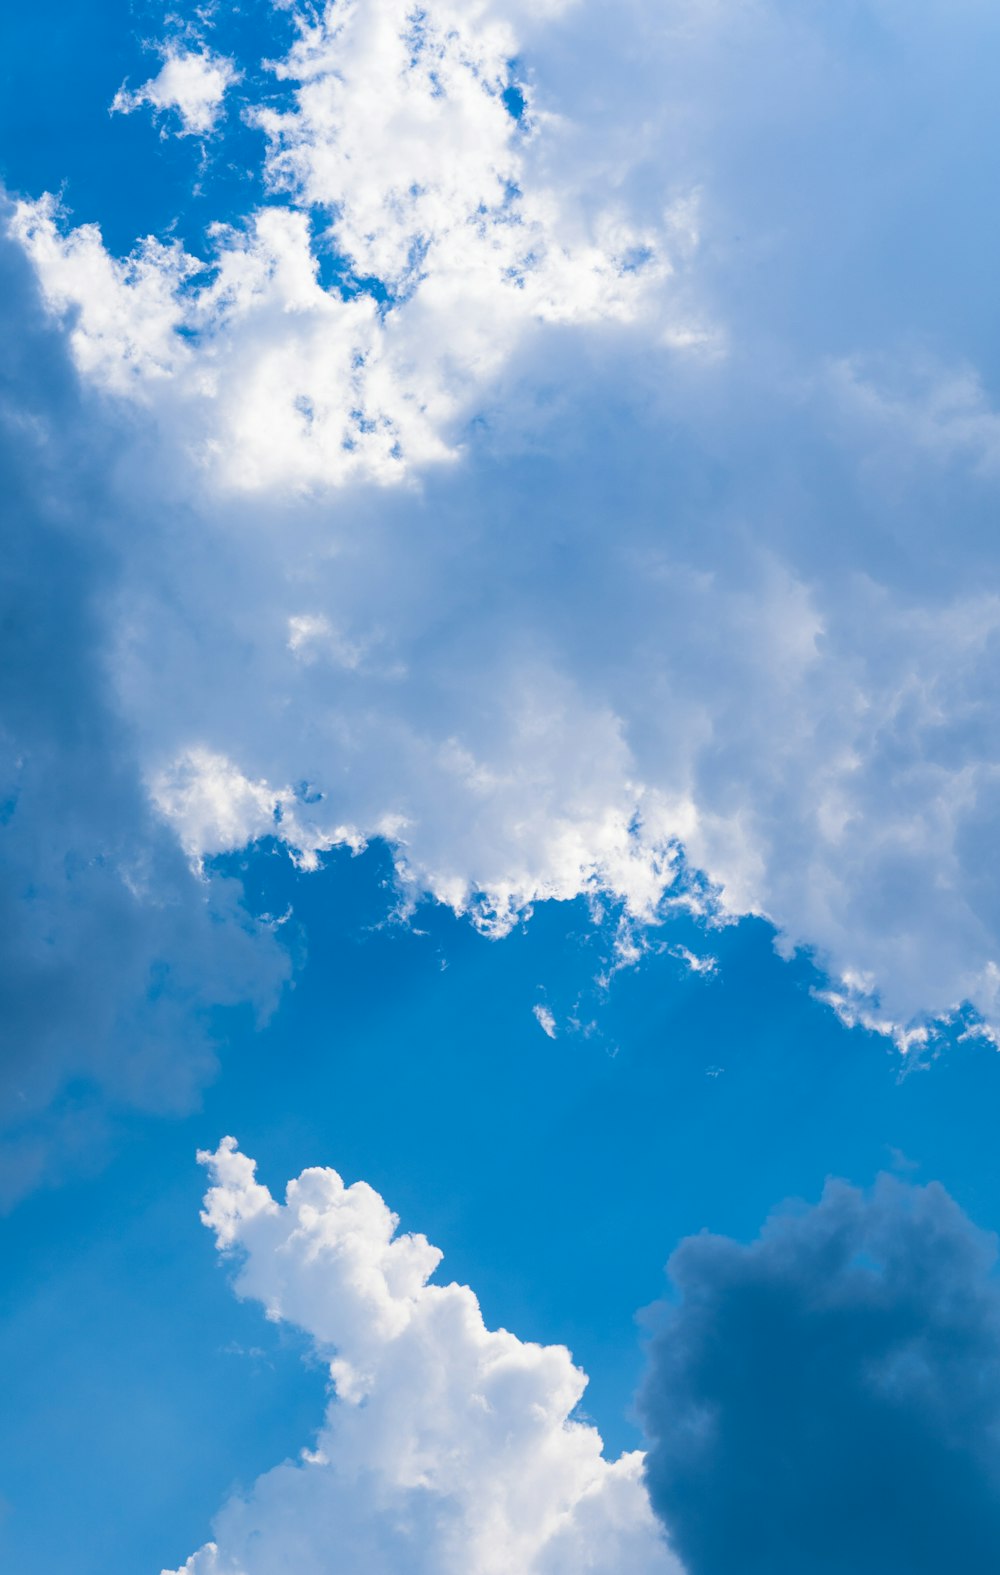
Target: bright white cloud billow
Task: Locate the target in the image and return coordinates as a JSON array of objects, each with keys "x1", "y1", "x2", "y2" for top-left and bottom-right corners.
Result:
[
  {"x1": 162, "y1": 1140, "x2": 681, "y2": 1575},
  {"x1": 112, "y1": 47, "x2": 237, "y2": 137},
  {"x1": 10, "y1": 0, "x2": 1000, "y2": 1053}
]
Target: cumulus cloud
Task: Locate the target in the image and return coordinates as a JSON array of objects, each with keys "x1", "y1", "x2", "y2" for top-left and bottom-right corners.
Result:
[
  {"x1": 0, "y1": 228, "x2": 287, "y2": 1205},
  {"x1": 639, "y1": 1177, "x2": 1000, "y2": 1575},
  {"x1": 111, "y1": 46, "x2": 238, "y2": 137},
  {"x1": 163, "y1": 1139, "x2": 680, "y2": 1575},
  {"x1": 7, "y1": 0, "x2": 1000, "y2": 1050},
  {"x1": 19, "y1": 0, "x2": 682, "y2": 491}
]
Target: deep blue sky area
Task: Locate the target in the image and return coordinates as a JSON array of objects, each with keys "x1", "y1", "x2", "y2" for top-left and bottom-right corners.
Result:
[
  {"x1": 0, "y1": 0, "x2": 291, "y2": 255},
  {"x1": 2, "y1": 841, "x2": 1000, "y2": 1574}
]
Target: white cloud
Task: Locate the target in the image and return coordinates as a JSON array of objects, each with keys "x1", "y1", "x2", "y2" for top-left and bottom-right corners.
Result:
[
  {"x1": 162, "y1": 1139, "x2": 682, "y2": 1575},
  {"x1": 17, "y1": 0, "x2": 694, "y2": 491},
  {"x1": 668, "y1": 946, "x2": 717, "y2": 979},
  {"x1": 112, "y1": 47, "x2": 238, "y2": 137},
  {"x1": 9, "y1": 0, "x2": 1000, "y2": 1052},
  {"x1": 534, "y1": 1003, "x2": 558, "y2": 1038}
]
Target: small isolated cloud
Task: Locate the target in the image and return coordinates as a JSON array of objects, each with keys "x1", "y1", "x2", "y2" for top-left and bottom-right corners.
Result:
[
  {"x1": 668, "y1": 945, "x2": 717, "y2": 978},
  {"x1": 639, "y1": 1177, "x2": 1000, "y2": 1575},
  {"x1": 112, "y1": 47, "x2": 237, "y2": 138},
  {"x1": 163, "y1": 1140, "x2": 680, "y2": 1574},
  {"x1": 533, "y1": 1003, "x2": 557, "y2": 1038}
]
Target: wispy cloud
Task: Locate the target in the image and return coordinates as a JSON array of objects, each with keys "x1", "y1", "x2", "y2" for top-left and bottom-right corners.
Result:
[{"x1": 533, "y1": 1002, "x2": 557, "y2": 1037}]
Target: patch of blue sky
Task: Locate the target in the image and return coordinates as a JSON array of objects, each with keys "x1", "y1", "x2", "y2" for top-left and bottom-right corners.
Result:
[
  {"x1": 501, "y1": 78, "x2": 527, "y2": 123},
  {"x1": 0, "y1": 1, "x2": 296, "y2": 254}
]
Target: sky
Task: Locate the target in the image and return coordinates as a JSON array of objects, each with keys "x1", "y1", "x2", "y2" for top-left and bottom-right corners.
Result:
[{"x1": 2, "y1": 1, "x2": 1000, "y2": 1572}]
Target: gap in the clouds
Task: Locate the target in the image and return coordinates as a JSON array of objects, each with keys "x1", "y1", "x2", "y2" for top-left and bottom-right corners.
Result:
[
  {"x1": 501, "y1": 65, "x2": 528, "y2": 125},
  {"x1": 5, "y1": 838, "x2": 1000, "y2": 1574},
  {"x1": 0, "y1": 0, "x2": 297, "y2": 256},
  {"x1": 307, "y1": 208, "x2": 396, "y2": 308}
]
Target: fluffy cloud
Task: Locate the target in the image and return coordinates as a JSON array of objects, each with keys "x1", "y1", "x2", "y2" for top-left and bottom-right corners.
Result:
[
  {"x1": 8, "y1": 0, "x2": 1000, "y2": 1050},
  {"x1": 163, "y1": 1139, "x2": 680, "y2": 1575},
  {"x1": 112, "y1": 47, "x2": 238, "y2": 137},
  {"x1": 639, "y1": 1176, "x2": 1000, "y2": 1575},
  {"x1": 18, "y1": 0, "x2": 683, "y2": 490},
  {"x1": 0, "y1": 228, "x2": 287, "y2": 1205}
]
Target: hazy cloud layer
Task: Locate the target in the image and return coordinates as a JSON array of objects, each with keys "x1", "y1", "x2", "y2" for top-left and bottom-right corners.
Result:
[{"x1": 0, "y1": 232, "x2": 287, "y2": 1204}]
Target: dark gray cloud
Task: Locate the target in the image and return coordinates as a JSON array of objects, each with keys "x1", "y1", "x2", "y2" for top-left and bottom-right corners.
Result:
[
  {"x1": 0, "y1": 225, "x2": 289, "y2": 1204},
  {"x1": 640, "y1": 1177, "x2": 1000, "y2": 1575}
]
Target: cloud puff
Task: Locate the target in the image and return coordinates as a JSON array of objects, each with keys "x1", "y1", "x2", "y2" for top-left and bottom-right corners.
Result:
[
  {"x1": 163, "y1": 1139, "x2": 680, "y2": 1575},
  {"x1": 639, "y1": 1177, "x2": 1000, "y2": 1575},
  {"x1": 0, "y1": 228, "x2": 288, "y2": 1205},
  {"x1": 534, "y1": 1003, "x2": 557, "y2": 1038},
  {"x1": 111, "y1": 47, "x2": 238, "y2": 137},
  {"x1": 9, "y1": 0, "x2": 1000, "y2": 1050}
]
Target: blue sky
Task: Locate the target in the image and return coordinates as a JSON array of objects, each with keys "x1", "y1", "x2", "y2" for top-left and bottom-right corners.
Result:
[
  {"x1": 3, "y1": 2, "x2": 1000, "y2": 1571},
  {"x1": 5, "y1": 844, "x2": 1000, "y2": 1571}
]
